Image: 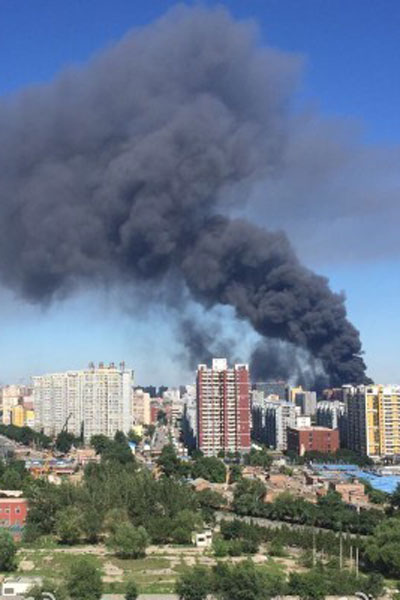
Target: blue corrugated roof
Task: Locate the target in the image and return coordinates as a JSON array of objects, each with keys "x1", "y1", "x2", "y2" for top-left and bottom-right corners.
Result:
[{"x1": 314, "y1": 463, "x2": 400, "y2": 493}]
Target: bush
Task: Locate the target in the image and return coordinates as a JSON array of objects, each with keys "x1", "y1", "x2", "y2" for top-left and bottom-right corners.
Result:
[
  {"x1": 56, "y1": 506, "x2": 82, "y2": 544},
  {"x1": 125, "y1": 579, "x2": 139, "y2": 600},
  {"x1": 66, "y1": 557, "x2": 103, "y2": 600},
  {"x1": 176, "y1": 565, "x2": 211, "y2": 600},
  {"x1": 0, "y1": 530, "x2": 17, "y2": 571},
  {"x1": 107, "y1": 522, "x2": 149, "y2": 558}
]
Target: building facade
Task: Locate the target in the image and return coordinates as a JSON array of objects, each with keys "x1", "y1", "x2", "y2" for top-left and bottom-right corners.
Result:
[
  {"x1": 252, "y1": 398, "x2": 296, "y2": 450},
  {"x1": 287, "y1": 426, "x2": 340, "y2": 455},
  {"x1": 317, "y1": 400, "x2": 347, "y2": 447},
  {"x1": 0, "y1": 493, "x2": 28, "y2": 537},
  {"x1": 33, "y1": 362, "x2": 133, "y2": 441},
  {"x1": 294, "y1": 389, "x2": 317, "y2": 416},
  {"x1": 197, "y1": 359, "x2": 250, "y2": 456},
  {"x1": 344, "y1": 384, "x2": 400, "y2": 457},
  {"x1": 1, "y1": 385, "x2": 32, "y2": 426},
  {"x1": 132, "y1": 388, "x2": 151, "y2": 425}
]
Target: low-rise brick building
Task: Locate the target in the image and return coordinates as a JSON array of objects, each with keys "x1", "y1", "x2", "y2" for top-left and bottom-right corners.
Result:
[
  {"x1": 287, "y1": 426, "x2": 339, "y2": 455},
  {"x1": 0, "y1": 491, "x2": 28, "y2": 538}
]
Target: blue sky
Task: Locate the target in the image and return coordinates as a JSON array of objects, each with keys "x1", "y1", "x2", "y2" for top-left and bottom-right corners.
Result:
[{"x1": 1, "y1": 0, "x2": 399, "y2": 385}]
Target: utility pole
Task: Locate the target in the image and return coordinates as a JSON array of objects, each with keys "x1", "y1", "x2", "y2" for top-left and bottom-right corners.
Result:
[
  {"x1": 339, "y1": 530, "x2": 343, "y2": 570},
  {"x1": 312, "y1": 528, "x2": 317, "y2": 567},
  {"x1": 355, "y1": 546, "x2": 359, "y2": 578},
  {"x1": 350, "y1": 544, "x2": 353, "y2": 571}
]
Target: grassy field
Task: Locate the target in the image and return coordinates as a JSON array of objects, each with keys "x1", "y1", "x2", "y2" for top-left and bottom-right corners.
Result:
[{"x1": 0, "y1": 542, "x2": 292, "y2": 594}]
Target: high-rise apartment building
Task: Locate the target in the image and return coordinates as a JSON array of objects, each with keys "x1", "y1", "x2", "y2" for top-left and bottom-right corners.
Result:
[
  {"x1": 316, "y1": 401, "x2": 345, "y2": 430},
  {"x1": 252, "y1": 397, "x2": 296, "y2": 450},
  {"x1": 197, "y1": 359, "x2": 250, "y2": 457},
  {"x1": 33, "y1": 362, "x2": 133, "y2": 441},
  {"x1": 344, "y1": 384, "x2": 400, "y2": 457},
  {"x1": 294, "y1": 389, "x2": 317, "y2": 416}
]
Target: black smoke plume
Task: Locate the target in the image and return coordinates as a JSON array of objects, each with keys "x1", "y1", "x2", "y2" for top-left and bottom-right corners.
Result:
[
  {"x1": 0, "y1": 6, "x2": 369, "y2": 386},
  {"x1": 250, "y1": 339, "x2": 329, "y2": 390}
]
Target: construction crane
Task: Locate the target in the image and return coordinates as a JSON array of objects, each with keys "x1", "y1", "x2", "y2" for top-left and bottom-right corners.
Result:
[{"x1": 61, "y1": 413, "x2": 73, "y2": 433}]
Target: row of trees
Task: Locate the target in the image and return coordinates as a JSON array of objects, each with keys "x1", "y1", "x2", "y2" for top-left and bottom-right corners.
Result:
[
  {"x1": 0, "y1": 423, "x2": 51, "y2": 449},
  {"x1": 157, "y1": 445, "x2": 276, "y2": 482},
  {"x1": 233, "y1": 478, "x2": 382, "y2": 534},
  {"x1": 175, "y1": 560, "x2": 384, "y2": 600},
  {"x1": 156, "y1": 444, "x2": 237, "y2": 483},
  {"x1": 287, "y1": 448, "x2": 374, "y2": 468}
]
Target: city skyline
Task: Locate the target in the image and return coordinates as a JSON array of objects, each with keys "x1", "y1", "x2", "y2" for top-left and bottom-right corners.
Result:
[{"x1": 1, "y1": 1, "x2": 399, "y2": 386}]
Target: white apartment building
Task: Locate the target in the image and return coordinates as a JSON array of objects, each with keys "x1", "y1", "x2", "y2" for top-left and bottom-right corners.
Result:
[
  {"x1": 33, "y1": 362, "x2": 133, "y2": 441},
  {"x1": 252, "y1": 397, "x2": 296, "y2": 450},
  {"x1": 316, "y1": 400, "x2": 345, "y2": 430}
]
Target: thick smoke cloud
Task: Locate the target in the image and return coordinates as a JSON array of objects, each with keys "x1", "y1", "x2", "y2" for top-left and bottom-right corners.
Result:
[
  {"x1": 0, "y1": 6, "x2": 370, "y2": 385},
  {"x1": 250, "y1": 339, "x2": 328, "y2": 390}
]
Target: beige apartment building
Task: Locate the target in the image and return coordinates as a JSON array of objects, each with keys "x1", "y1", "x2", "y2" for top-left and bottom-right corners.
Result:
[
  {"x1": 0, "y1": 385, "x2": 32, "y2": 426},
  {"x1": 132, "y1": 388, "x2": 151, "y2": 425}
]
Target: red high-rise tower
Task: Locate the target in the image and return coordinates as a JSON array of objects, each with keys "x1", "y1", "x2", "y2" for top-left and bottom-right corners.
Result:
[{"x1": 197, "y1": 358, "x2": 250, "y2": 457}]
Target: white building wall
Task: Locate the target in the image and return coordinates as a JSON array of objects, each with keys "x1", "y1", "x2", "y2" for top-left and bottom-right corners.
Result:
[{"x1": 33, "y1": 364, "x2": 133, "y2": 441}]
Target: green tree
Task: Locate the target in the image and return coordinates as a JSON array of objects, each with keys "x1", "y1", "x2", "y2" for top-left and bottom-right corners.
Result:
[
  {"x1": 0, "y1": 529, "x2": 17, "y2": 571},
  {"x1": 233, "y1": 478, "x2": 266, "y2": 515},
  {"x1": 245, "y1": 448, "x2": 273, "y2": 469},
  {"x1": 81, "y1": 508, "x2": 103, "y2": 543},
  {"x1": 0, "y1": 468, "x2": 24, "y2": 490},
  {"x1": 171, "y1": 509, "x2": 203, "y2": 544},
  {"x1": 365, "y1": 517, "x2": 400, "y2": 577},
  {"x1": 157, "y1": 409, "x2": 168, "y2": 425},
  {"x1": 144, "y1": 424, "x2": 155, "y2": 438},
  {"x1": 128, "y1": 429, "x2": 142, "y2": 445},
  {"x1": 288, "y1": 570, "x2": 328, "y2": 600},
  {"x1": 66, "y1": 557, "x2": 103, "y2": 600},
  {"x1": 363, "y1": 573, "x2": 384, "y2": 599},
  {"x1": 213, "y1": 560, "x2": 285, "y2": 600},
  {"x1": 197, "y1": 488, "x2": 226, "y2": 523},
  {"x1": 125, "y1": 579, "x2": 139, "y2": 600},
  {"x1": 0, "y1": 459, "x2": 30, "y2": 490},
  {"x1": 157, "y1": 444, "x2": 182, "y2": 478},
  {"x1": 176, "y1": 565, "x2": 211, "y2": 600},
  {"x1": 229, "y1": 464, "x2": 243, "y2": 483},
  {"x1": 391, "y1": 483, "x2": 400, "y2": 510},
  {"x1": 56, "y1": 505, "x2": 82, "y2": 544},
  {"x1": 90, "y1": 434, "x2": 111, "y2": 455},
  {"x1": 101, "y1": 432, "x2": 135, "y2": 465},
  {"x1": 191, "y1": 456, "x2": 226, "y2": 483},
  {"x1": 107, "y1": 522, "x2": 149, "y2": 558},
  {"x1": 56, "y1": 430, "x2": 76, "y2": 453}
]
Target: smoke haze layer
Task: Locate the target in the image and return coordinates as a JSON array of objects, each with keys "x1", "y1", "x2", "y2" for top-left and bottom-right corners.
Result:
[{"x1": 0, "y1": 5, "x2": 370, "y2": 386}]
